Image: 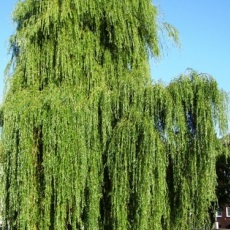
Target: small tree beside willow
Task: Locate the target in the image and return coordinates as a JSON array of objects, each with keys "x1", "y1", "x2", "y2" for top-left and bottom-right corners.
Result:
[{"x1": 0, "y1": 0, "x2": 228, "y2": 229}]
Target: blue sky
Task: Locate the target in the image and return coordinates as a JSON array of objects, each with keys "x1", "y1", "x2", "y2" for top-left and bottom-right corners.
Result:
[
  {"x1": 151, "y1": 0, "x2": 230, "y2": 92},
  {"x1": 0, "y1": 0, "x2": 230, "y2": 103}
]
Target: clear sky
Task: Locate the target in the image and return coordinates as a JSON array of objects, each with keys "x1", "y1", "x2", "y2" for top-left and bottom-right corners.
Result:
[
  {"x1": 151, "y1": 0, "x2": 230, "y2": 93},
  {"x1": 0, "y1": 0, "x2": 230, "y2": 103}
]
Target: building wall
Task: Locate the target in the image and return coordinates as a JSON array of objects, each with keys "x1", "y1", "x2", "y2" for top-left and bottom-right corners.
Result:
[{"x1": 217, "y1": 205, "x2": 230, "y2": 229}]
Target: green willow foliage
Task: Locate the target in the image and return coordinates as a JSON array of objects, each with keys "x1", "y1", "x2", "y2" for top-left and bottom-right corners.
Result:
[{"x1": 0, "y1": 0, "x2": 228, "y2": 229}]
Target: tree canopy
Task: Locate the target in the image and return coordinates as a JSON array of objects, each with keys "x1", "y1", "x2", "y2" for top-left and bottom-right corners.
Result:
[{"x1": 0, "y1": 0, "x2": 229, "y2": 229}]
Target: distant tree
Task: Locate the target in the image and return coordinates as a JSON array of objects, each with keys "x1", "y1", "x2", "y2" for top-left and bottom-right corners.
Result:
[
  {"x1": 216, "y1": 136, "x2": 230, "y2": 207},
  {"x1": 216, "y1": 155, "x2": 230, "y2": 206},
  {"x1": 0, "y1": 0, "x2": 228, "y2": 230}
]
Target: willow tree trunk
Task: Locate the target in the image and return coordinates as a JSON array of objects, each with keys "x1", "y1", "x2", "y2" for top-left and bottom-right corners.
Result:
[{"x1": 1, "y1": 0, "x2": 228, "y2": 230}]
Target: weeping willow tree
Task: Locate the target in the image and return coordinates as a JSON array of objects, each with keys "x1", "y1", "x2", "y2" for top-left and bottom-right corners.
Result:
[
  {"x1": 0, "y1": 0, "x2": 228, "y2": 229},
  {"x1": 166, "y1": 74, "x2": 229, "y2": 229}
]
